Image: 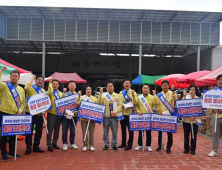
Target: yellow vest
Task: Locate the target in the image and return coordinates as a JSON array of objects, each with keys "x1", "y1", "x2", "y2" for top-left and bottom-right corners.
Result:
[
  {"x1": 98, "y1": 92, "x2": 122, "y2": 118},
  {"x1": 119, "y1": 89, "x2": 137, "y2": 116},
  {"x1": 135, "y1": 94, "x2": 154, "y2": 113},
  {"x1": 47, "y1": 88, "x2": 64, "y2": 115},
  {"x1": 0, "y1": 73, "x2": 25, "y2": 114},
  {"x1": 153, "y1": 90, "x2": 177, "y2": 114},
  {"x1": 24, "y1": 81, "x2": 51, "y2": 115}
]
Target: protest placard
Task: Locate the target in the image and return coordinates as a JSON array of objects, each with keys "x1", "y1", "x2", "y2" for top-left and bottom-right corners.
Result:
[
  {"x1": 176, "y1": 98, "x2": 205, "y2": 117},
  {"x1": 203, "y1": 90, "x2": 222, "y2": 109},
  {"x1": 129, "y1": 114, "x2": 152, "y2": 131},
  {"x1": 1, "y1": 115, "x2": 32, "y2": 136},
  {"x1": 77, "y1": 100, "x2": 106, "y2": 123},
  {"x1": 54, "y1": 94, "x2": 79, "y2": 116},
  {"x1": 151, "y1": 114, "x2": 177, "y2": 133},
  {"x1": 27, "y1": 93, "x2": 52, "y2": 115}
]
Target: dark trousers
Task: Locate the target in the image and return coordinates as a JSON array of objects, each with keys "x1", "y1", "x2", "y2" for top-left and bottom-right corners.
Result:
[
  {"x1": 62, "y1": 116, "x2": 77, "y2": 145},
  {"x1": 0, "y1": 111, "x2": 16, "y2": 156},
  {"x1": 25, "y1": 113, "x2": 43, "y2": 149},
  {"x1": 138, "y1": 130, "x2": 151, "y2": 146},
  {"x1": 183, "y1": 122, "x2": 198, "y2": 152},
  {"x1": 120, "y1": 115, "x2": 134, "y2": 147},
  {"x1": 158, "y1": 131, "x2": 173, "y2": 149},
  {"x1": 47, "y1": 113, "x2": 61, "y2": 147}
]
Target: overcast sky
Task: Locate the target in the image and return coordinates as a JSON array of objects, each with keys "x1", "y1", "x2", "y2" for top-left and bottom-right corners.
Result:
[{"x1": 0, "y1": 0, "x2": 222, "y2": 44}]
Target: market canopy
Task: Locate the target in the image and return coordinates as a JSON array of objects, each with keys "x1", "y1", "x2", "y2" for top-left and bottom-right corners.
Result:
[
  {"x1": 176, "y1": 70, "x2": 210, "y2": 84},
  {"x1": 194, "y1": 66, "x2": 222, "y2": 87},
  {"x1": 0, "y1": 58, "x2": 31, "y2": 75},
  {"x1": 0, "y1": 58, "x2": 33, "y2": 85},
  {"x1": 132, "y1": 74, "x2": 165, "y2": 85},
  {"x1": 45, "y1": 72, "x2": 87, "y2": 83},
  {"x1": 154, "y1": 74, "x2": 190, "y2": 89}
]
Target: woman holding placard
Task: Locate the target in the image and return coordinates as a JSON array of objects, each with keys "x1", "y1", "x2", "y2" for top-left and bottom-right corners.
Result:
[
  {"x1": 182, "y1": 84, "x2": 204, "y2": 155},
  {"x1": 76, "y1": 85, "x2": 98, "y2": 152}
]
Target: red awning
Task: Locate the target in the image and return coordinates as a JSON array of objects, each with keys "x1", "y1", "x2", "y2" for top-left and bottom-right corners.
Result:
[
  {"x1": 0, "y1": 58, "x2": 31, "y2": 73},
  {"x1": 176, "y1": 70, "x2": 210, "y2": 84},
  {"x1": 194, "y1": 66, "x2": 222, "y2": 87},
  {"x1": 45, "y1": 72, "x2": 87, "y2": 83},
  {"x1": 154, "y1": 74, "x2": 190, "y2": 89}
]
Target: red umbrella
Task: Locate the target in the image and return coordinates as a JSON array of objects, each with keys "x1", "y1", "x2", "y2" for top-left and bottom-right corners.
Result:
[
  {"x1": 176, "y1": 70, "x2": 210, "y2": 84},
  {"x1": 45, "y1": 72, "x2": 87, "y2": 83},
  {"x1": 195, "y1": 66, "x2": 222, "y2": 87},
  {"x1": 154, "y1": 74, "x2": 189, "y2": 89}
]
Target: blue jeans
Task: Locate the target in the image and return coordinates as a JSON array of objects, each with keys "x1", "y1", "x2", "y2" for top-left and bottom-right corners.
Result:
[{"x1": 62, "y1": 116, "x2": 77, "y2": 145}]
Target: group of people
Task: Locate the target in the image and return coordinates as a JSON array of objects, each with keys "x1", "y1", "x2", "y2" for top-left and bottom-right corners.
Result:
[{"x1": 0, "y1": 65, "x2": 222, "y2": 162}]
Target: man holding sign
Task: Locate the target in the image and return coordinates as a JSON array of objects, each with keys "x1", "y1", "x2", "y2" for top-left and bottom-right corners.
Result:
[
  {"x1": 24, "y1": 75, "x2": 50, "y2": 155},
  {"x1": 118, "y1": 79, "x2": 137, "y2": 150},
  {"x1": 98, "y1": 81, "x2": 122, "y2": 151},
  {"x1": 134, "y1": 84, "x2": 154, "y2": 152},
  {"x1": 46, "y1": 79, "x2": 63, "y2": 152},
  {"x1": 153, "y1": 80, "x2": 177, "y2": 153},
  {"x1": 62, "y1": 80, "x2": 79, "y2": 151},
  {"x1": 0, "y1": 66, "x2": 25, "y2": 161},
  {"x1": 208, "y1": 74, "x2": 222, "y2": 157}
]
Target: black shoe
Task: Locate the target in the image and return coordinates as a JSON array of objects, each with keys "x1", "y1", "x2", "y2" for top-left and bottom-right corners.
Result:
[
  {"x1": 183, "y1": 150, "x2": 189, "y2": 154},
  {"x1": 191, "y1": 151, "x2": 195, "y2": 155},
  {"x1": 156, "y1": 147, "x2": 161, "y2": 152},
  {"x1": 117, "y1": 144, "x2": 126, "y2": 148},
  {"x1": 166, "y1": 148, "x2": 171, "y2": 153},
  {"x1": 1, "y1": 155, "x2": 8, "y2": 162},
  {"x1": 103, "y1": 145, "x2": 109, "y2": 151},
  {"x1": 124, "y1": 146, "x2": 132, "y2": 150},
  {"x1": 48, "y1": 147, "x2": 54, "y2": 152},
  {"x1": 25, "y1": 148, "x2": 32, "y2": 155},
  {"x1": 112, "y1": 146, "x2": 118, "y2": 151},
  {"x1": 53, "y1": 144, "x2": 60, "y2": 149},
  {"x1": 8, "y1": 154, "x2": 21, "y2": 158},
  {"x1": 33, "y1": 147, "x2": 45, "y2": 153}
]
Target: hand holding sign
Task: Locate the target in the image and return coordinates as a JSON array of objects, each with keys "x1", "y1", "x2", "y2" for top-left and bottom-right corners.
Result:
[
  {"x1": 17, "y1": 111, "x2": 22, "y2": 115},
  {"x1": 138, "y1": 112, "x2": 143, "y2": 115},
  {"x1": 110, "y1": 111, "x2": 116, "y2": 117},
  {"x1": 42, "y1": 111, "x2": 47, "y2": 116},
  {"x1": 158, "y1": 110, "x2": 163, "y2": 115},
  {"x1": 0, "y1": 66, "x2": 7, "y2": 73},
  {"x1": 190, "y1": 117, "x2": 195, "y2": 121}
]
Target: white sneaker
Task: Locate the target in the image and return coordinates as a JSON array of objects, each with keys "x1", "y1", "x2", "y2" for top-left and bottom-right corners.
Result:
[
  {"x1": 90, "y1": 146, "x2": 95, "y2": 151},
  {"x1": 134, "y1": 146, "x2": 143, "y2": 150},
  {"x1": 63, "y1": 144, "x2": 68, "y2": 151},
  {"x1": 70, "y1": 144, "x2": 78, "y2": 149},
  {"x1": 208, "y1": 151, "x2": 217, "y2": 157},
  {"x1": 82, "y1": 146, "x2": 87, "y2": 152},
  {"x1": 147, "y1": 146, "x2": 152, "y2": 152}
]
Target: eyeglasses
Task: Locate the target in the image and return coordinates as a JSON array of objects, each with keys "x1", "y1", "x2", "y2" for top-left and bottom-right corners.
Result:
[{"x1": 10, "y1": 75, "x2": 20, "y2": 77}]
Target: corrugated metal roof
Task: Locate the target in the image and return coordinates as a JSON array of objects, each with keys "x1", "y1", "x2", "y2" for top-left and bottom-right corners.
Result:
[{"x1": 0, "y1": 6, "x2": 221, "y2": 23}]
